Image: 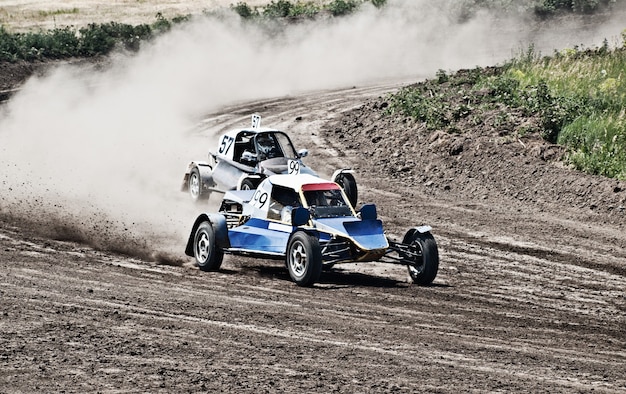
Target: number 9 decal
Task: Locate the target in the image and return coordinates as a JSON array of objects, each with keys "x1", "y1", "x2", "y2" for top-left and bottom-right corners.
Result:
[{"x1": 288, "y1": 160, "x2": 300, "y2": 175}]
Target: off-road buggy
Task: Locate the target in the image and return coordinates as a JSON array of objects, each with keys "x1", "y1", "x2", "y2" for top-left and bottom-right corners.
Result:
[
  {"x1": 181, "y1": 115, "x2": 358, "y2": 206},
  {"x1": 185, "y1": 173, "x2": 439, "y2": 287}
]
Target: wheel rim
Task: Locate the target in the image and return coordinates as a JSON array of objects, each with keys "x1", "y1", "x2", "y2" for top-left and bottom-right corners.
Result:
[
  {"x1": 407, "y1": 241, "x2": 424, "y2": 278},
  {"x1": 289, "y1": 240, "x2": 307, "y2": 278},
  {"x1": 189, "y1": 172, "x2": 200, "y2": 199},
  {"x1": 196, "y1": 231, "x2": 210, "y2": 262}
]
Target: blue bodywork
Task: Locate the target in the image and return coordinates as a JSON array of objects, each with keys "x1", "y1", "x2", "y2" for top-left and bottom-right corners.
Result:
[
  {"x1": 228, "y1": 218, "x2": 293, "y2": 254},
  {"x1": 315, "y1": 218, "x2": 388, "y2": 250},
  {"x1": 225, "y1": 215, "x2": 388, "y2": 258}
]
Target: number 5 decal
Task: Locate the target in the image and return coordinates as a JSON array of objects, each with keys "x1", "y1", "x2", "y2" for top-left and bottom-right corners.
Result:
[{"x1": 288, "y1": 160, "x2": 300, "y2": 175}]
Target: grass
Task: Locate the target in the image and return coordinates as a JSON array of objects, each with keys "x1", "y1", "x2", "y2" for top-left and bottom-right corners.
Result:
[
  {"x1": 388, "y1": 36, "x2": 626, "y2": 180},
  {"x1": 38, "y1": 8, "x2": 80, "y2": 18},
  {"x1": 230, "y1": 0, "x2": 382, "y2": 19},
  {"x1": 504, "y1": 41, "x2": 626, "y2": 179}
]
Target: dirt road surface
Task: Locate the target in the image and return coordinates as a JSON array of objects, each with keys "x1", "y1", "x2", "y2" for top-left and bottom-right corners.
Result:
[{"x1": 2, "y1": 81, "x2": 625, "y2": 392}]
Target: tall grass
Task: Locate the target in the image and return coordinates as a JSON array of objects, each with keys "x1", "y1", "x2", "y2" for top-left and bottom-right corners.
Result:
[{"x1": 503, "y1": 41, "x2": 626, "y2": 179}]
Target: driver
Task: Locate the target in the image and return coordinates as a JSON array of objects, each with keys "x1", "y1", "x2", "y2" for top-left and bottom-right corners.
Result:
[{"x1": 256, "y1": 134, "x2": 277, "y2": 160}]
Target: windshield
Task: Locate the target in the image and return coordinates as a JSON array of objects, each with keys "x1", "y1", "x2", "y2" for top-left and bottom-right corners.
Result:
[
  {"x1": 303, "y1": 189, "x2": 352, "y2": 218},
  {"x1": 274, "y1": 132, "x2": 298, "y2": 158},
  {"x1": 253, "y1": 132, "x2": 299, "y2": 160}
]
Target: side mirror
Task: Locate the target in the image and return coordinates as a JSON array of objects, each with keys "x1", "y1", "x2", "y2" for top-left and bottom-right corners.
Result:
[
  {"x1": 291, "y1": 207, "x2": 310, "y2": 226},
  {"x1": 297, "y1": 149, "x2": 309, "y2": 158},
  {"x1": 359, "y1": 204, "x2": 377, "y2": 220}
]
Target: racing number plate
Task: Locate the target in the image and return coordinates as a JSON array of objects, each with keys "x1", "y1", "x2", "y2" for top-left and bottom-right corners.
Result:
[{"x1": 288, "y1": 160, "x2": 301, "y2": 175}]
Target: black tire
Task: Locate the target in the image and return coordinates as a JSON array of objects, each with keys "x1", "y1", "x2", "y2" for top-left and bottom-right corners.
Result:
[
  {"x1": 406, "y1": 231, "x2": 439, "y2": 285},
  {"x1": 240, "y1": 178, "x2": 256, "y2": 190},
  {"x1": 193, "y1": 222, "x2": 224, "y2": 271},
  {"x1": 335, "y1": 173, "x2": 358, "y2": 208},
  {"x1": 286, "y1": 232, "x2": 322, "y2": 286},
  {"x1": 189, "y1": 167, "x2": 210, "y2": 202}
]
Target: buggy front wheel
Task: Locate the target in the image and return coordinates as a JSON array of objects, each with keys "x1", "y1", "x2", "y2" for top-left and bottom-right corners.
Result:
[
  {"x1": 334, "y1": 173, "x2": 358, "y2": 208},
  {"x1": 193, "y1": 221, "x2": 224, "y2": 271},
  {"x1": 406, "y1": 231, "x2": 439, "y2": 285},
  {"x1": 286, "y1": 232, "x2": 322, "y2": 287}
]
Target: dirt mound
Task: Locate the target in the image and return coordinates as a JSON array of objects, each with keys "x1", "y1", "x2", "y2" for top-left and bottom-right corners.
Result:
[{"x1": 322, "y1": 80, "x2": 626, "y2": 228}]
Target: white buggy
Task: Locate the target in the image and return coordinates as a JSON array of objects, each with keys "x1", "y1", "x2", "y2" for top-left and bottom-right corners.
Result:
[{"x1": 181, "y1": 115, "x2": 358, "y2": 205}]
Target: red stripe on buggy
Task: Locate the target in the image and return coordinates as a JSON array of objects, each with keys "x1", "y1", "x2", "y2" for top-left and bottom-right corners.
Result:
[{"x1": 301, "y1": 183, "x2": 340, "y2": 191}]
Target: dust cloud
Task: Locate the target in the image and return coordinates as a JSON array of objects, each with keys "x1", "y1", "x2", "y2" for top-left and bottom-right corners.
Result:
[{"x1": 0, "y1": 0, "x2": 623, "y2": 261}]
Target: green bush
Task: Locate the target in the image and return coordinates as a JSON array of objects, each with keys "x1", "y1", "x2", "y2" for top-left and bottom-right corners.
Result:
[
  {"x1": 263, "y1": 0, "x2": 294, "y2": 18},
  {"x1": 232, "y1": 0, "x2": 363, "y2": 20},
  {"x1": 78, "y1": 23, "x2": 117, "y2": 56},
  {"x1": 534, "y1": 0, "x2": 613, "y2": 16},
  {"x1": 21, "y1": 27, "x2": 80, "y2": 59},
  {"x1": 0, "y1": 14, "x2": 195, "y2": 60},
  {"x1": 231, "y1": 2, "x2": 258, "y2": 19},
  {"x1": 371, "y1": 0, "x2": 387, "y2": 8},
  {"x1": 328, "y1": 0, "x2": 359, "y2": 16},
  {"x1": 77, "y1": 22, "x2": 152, "y2": 55},
  {"x1": 0, "y1": 26, "x2": 20, "y2": 61},
  {"x1": 387, "y1": 85, "x2": 452, "y2": 129},
  {"x1": 290, "y1": 1, "x2": 322, "y2": 18}
]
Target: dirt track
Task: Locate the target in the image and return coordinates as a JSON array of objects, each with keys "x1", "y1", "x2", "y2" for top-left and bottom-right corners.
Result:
[{"x1": 1, "y1": 81, "x2": 625, "y2": 392}]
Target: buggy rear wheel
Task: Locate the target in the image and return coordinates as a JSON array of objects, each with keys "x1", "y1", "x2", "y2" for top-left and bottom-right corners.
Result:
[
  {"x1": 286, "y1": 232, "x2": 322, "y2": 286},
  {"x1": 406, "y1": 231, "x2": 439, "y2": 285},
  {"x1": 240, "y1": 178, "x2": 257, "y2": 190}
]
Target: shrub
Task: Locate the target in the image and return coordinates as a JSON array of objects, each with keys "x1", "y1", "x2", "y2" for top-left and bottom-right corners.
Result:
[
  {"x1": 263, "y1": 0, "x2": 293, "y2": 18},
  {"x1": 371, "y1": 0, "x2": 387, "y2": 8},
  {"x1": 328, "y1": 0, "x2": 359, "y2": 16},
  {"x1": 0, "y1": 26, "x2": 21, "y2": 61},
  {"x1": 534, "y1": 0, "x2": 613, "y2": 16},
  {"x1": 78, "y1": 23, "x2": 117, "y2": 56},
  {"x1": 290, "y1": 1, "x2": 321, "y2": 18},
  {"x1": 231, "y1": 2, "x2": 258, "y2": 19}
]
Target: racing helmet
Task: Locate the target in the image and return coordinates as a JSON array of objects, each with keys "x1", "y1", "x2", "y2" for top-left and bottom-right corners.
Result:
[{"x1": 256, "y1": 134, "x2": 276, "y2": 158}]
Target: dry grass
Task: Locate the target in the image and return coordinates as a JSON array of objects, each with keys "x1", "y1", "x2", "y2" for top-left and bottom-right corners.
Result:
[{"x1": 0, "y1": 0, "x2": 273, "y2": 31}]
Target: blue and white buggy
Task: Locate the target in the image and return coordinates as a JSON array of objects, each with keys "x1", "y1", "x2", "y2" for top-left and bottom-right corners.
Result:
[{"x1": 185, "y1": 174, "x2": 439, "y2": 287}]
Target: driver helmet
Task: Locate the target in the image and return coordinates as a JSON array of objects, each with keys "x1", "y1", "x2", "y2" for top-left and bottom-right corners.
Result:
[{"x1": 257, "y1": 134, "x2": 275, "y2": 157}]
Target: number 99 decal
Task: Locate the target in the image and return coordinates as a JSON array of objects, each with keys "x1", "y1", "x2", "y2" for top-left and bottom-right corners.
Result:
[{"x1": 288, "y1": 160, "x2": 301, "y2": 175}]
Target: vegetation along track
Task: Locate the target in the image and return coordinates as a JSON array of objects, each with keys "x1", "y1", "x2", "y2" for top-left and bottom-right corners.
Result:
[{"x1": 2, "y1": 81, "x2": 625, "y2": 392}]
